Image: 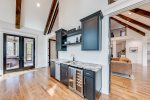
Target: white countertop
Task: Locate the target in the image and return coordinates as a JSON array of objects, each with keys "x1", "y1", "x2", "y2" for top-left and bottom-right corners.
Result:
[{"x1": 51, "y1": 59, "x2": 102, "y2": 72}]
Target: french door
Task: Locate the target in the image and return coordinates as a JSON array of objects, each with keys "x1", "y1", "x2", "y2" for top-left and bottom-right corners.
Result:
[{"x1": 3, "y1": 34, "x2": 35, "y2": 73}]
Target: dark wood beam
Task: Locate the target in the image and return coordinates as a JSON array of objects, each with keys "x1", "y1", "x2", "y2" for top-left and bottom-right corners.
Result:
[
  {"x1": 48, "y1": 2, "x2": 59, "y2": 34},
  {"x1": 117, "y1": 14, "x2": 150, "y2": 30},
  {"x1": 130, "y1": 8, "x2": 150, "y2": 19},
  {"x1": 111, "y1": 17, "x2": 145, "y2": 36},
  {"x1": 44, "y1": 0, "x2": 58, "y2": 35},
  {"x1": 108, "y1": 0, "x2": 116, "y2": 4},
  {"x1": 16, "y1": 0, "x2": 22, "y2": 29}
]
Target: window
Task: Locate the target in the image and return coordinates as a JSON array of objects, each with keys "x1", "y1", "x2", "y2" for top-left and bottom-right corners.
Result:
[
  {"x1": 7, "y1": 42, "x2": 18, "y2": 56},
  {"x1": 26, "y1": 43, "x2": 33, "y2": 61}
]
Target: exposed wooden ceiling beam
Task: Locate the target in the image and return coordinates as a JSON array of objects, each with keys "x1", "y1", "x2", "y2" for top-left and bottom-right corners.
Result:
[
  {"x1": 44, "y1": 0, "x2": 58, "y2": 35},
  {"x1": 48, "y1": 3, "x2": 59, "y2": 34},
  {"x1": 108, "y1": 0, "x2": 116, "y2": 4},
  {"x1": 16, "y1": 0, "x2": 22, "y2": 29},
  {"x1": 130, "y1": 8, "x2": 150, "y2": 19},
  {"x1": 111, "y1": 17, "x2": 145, "y2": 36},
  {"x1": 117, "y1": 14, "x2": 150, "y2": 30}
]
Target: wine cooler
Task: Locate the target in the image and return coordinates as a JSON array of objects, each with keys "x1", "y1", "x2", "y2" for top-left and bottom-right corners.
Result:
[{"x1": 68, "y1": 66, "x2": 83, "y2": 97}]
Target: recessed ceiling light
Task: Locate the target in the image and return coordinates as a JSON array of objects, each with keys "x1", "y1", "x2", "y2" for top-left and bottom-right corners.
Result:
[
  {"x1": 128, "y1": 12, "x2": 132, "y2": 15},
  {"x1": 37, "y1": 2, "x2": 40, "y2": 7}
]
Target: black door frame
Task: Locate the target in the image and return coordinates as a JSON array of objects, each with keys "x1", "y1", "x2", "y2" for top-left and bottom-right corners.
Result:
[{"x1": 3, "y1": 33, "x2": 35, "y2": 74}]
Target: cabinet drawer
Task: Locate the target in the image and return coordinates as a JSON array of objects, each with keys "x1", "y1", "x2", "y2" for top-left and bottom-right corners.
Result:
[
  {"x1": 60, "y1": 63, "x2": 68, "y2": 69},
  {"x1": 84, "y1": 69, "x2": 95, "y2": 78}
]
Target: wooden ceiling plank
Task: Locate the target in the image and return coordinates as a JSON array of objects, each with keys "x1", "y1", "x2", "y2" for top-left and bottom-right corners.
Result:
[
  {"x1": 111, "y1": 17, "x2": 145, "y2": 36},
  {"x1": 117, "y1": 14, "x2": 150, "y2": 30},
  {"x1": 44, "y1": 0, "x2": 58, "y2": 35},
  {"x1": 16, "y1": 0, "x2": 22, "y2": 29},
  {"x1": 130, "y1": 8, "x2": 150, "y2": 19}
]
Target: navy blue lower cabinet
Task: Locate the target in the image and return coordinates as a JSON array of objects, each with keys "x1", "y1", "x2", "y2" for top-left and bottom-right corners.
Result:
[
  {"x1": 84, "y1": 69, "x2": 102, "y2": 100},
  {"x1": 84, "y1": 70, "x2": 95, "y2": 100},
  {"x1": 84, "y1": 76, "x2": 95, "y2": 100},
  {"x1": 50, "y1": 61, "x2": 55, "y2": 78}
]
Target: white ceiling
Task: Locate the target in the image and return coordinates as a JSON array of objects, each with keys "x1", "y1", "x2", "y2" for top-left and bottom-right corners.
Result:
[
  {"x1": 139, "y1": 3, "x2": 150, "y2": 12},
  {"x1": 0, "y1": 0, "x2": 52, "y2": 32},
  {"x1": 111, "y1": 19, "x2": 124, "y2": 30}
]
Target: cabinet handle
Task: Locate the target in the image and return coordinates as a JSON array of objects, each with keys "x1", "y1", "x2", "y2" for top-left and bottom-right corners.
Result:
[
  {"x1": 84, "y1": 78, "x2": 86, "y2": 85},
  {"x1": 66, "y1": 72, "x2": 67, "y2": 76}
]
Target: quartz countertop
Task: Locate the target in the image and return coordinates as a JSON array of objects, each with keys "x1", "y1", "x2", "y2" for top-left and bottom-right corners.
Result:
[{"x1": 51, "y1": 59, "x2": 102, "y2": 72}]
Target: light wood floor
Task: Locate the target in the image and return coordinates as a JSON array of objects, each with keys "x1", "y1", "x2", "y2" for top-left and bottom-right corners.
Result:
[
  {"x1": 0, "y1": 64, "x2": 150, "y2": 100},
  {"x1": 110, "y1": 64, "x2": 150, "y2": 100}
]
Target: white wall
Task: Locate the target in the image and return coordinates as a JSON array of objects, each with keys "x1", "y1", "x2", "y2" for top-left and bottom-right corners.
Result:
[
  {"x1": 126, "y1": 28, "x2": 144, "y2": 64},
  {"x1": 126, "y1": 39, "x2": 142, "y2": 64},
  {"x1": 58, "y1": 0, "x2": 110, "y2": 94},
  {"x1": 37, "y1": 35, "x2": 47, "y2": 67},
  {"x1": 0, "y1": 21, "x2": 47, "y2": 75},
  {"x1": 142, "y1": 37, "x2": 148, "y2": 67}
]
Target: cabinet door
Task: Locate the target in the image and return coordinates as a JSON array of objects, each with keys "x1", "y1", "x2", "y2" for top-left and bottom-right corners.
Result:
[
  {"x1": 84, "y1": 76, "x2": 95, "y2": 100},
  {"x1": 50, "y1": 61, "x2": 55, "y2": 77},
  {"x1": 56, "y1": 33, "x2": 62, "y2": 51},
  {"x1": 82, "y1": 16, "x2": 99, "y2": 50},
  {"x1": 60, "y1": 68, "x2": 68, "y2": 86}
]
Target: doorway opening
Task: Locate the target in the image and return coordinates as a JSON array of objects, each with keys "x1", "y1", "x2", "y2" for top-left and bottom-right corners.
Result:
[
  {"x1": 48, "y1": 37, "x2": 58, "y2": 66},
  {"x1": 3, "y1": 34, "x2": 35, "y2": 74},
  {"x1": 109, "y1": 3, "x2": 150, "y2": 99}
]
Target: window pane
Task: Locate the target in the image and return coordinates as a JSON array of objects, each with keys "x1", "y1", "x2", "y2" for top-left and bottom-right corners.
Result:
[
  {"x1": 24, "y1": 38, "x2": 34, "y2": 67},
  {"x1": 6, "y1": 36, "x2": 19, "y2": 70}
]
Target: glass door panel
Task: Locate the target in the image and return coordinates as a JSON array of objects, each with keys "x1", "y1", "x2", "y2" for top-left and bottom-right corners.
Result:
[
  {"x1": 24, "y1": 38, "x2": 34, "y2": 67},
  {"x1": 6, "y1": 36, "x2": 20, "y2": 70}
]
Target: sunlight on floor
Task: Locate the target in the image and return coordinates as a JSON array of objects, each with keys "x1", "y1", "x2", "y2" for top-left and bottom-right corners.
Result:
[
  {"x1": 0, "y1": 69, "x2": 36, "y2": 82},
  {"x1": 47, "y1": 85, "x2": 57, "y2": 96}
]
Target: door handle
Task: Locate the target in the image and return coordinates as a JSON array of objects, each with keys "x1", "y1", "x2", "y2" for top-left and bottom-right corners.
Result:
[
  {"x1": 66, "y1": 72, "x2": 67, "y2": 76},
  {"x1": 84, "y1": 78, "x2": 86, "y2": 85}
]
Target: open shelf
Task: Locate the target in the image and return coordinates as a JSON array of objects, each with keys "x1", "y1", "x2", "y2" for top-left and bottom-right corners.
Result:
[
  {"x1": 62, "y1": 42, "x2": 81, "y2": 46},
  {"x1": 67, "y1": 29, "x2": 81, "y2": 37}
]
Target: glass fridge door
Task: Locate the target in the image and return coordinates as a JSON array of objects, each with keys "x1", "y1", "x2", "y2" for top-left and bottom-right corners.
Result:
[{"x1": 68, "y1": 67, "x2": 76, "y2": 90}]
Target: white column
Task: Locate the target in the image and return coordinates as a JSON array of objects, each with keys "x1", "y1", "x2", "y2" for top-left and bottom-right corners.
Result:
[
  {"x1": 112, "y1": 40, "x2": 117, "y2": 57},
  {"x1": 142, "y1": 37, "x2": 147, "y2": 67},
  {"x1": 0, "y1": 32, "x2": 3, "y2": 75}
]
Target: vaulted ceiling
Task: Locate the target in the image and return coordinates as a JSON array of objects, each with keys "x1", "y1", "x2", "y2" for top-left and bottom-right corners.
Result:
[
  {"x1": 0, "y1": 0, "x2": 52, "y2": 32},
  {"x1": 111, "y1": 3, "x2": 150, "y2": 36}
]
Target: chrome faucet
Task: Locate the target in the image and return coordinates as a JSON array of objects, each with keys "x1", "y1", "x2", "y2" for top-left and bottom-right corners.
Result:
[
  {"x1": 70, "y1": 53, "x2": 75, "y2": 61},
  {"x1": 73, "y1": 56, "x2": 75, "y2": 61}
]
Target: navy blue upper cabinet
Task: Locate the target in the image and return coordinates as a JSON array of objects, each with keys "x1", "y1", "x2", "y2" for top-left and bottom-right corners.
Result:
[
  {"x1": 80, "y1": 11, "x2": 103, "y2": 51},
  {"x1": 56, "y1": 29, "x2": 67, "y2": 51}
]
